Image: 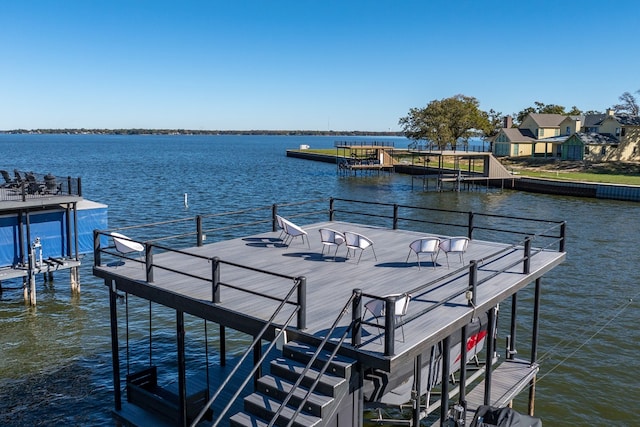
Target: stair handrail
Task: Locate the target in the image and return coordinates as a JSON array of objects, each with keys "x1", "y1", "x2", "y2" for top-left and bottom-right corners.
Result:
[
  {"x1": 267, "y1": 292, "x2": 357, "y2": 427},
  {"x1": 190, "y1": 281, "x2": 300, "y2": 427}
]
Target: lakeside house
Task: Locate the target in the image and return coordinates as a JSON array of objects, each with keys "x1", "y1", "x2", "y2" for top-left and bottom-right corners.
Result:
[{"x1": 492, "y1": 110, "x2": 640, "y2": 162}]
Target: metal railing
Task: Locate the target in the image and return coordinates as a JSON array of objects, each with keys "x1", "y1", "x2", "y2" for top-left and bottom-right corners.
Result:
[
  {"x1": 267, "y1": 292, "x2": 357, "y2": 427},
  {"x1": 94, "y1": 197, "x2": 566, "y2": 358},
  {"x1": 0, "y1": 170, "x2": 82, "y2": 202},
  {"x1": 191, "y1": 284, "x2": 301, "y2": 427},
  {"x1": 349, "y1": 219, "x2": 565, "y2": 356}
]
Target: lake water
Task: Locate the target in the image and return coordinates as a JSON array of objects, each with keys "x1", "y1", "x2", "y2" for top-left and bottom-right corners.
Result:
[{"x1": 0, "y1": 134, "x2": 638, "y2": 426}]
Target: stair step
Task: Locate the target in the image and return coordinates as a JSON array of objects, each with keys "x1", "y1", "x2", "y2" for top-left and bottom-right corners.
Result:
[
  {"x1": 257, "y1": 374, "x2": 333, "y2": 418},
  {"x1": 230, "y1": 411, "x2": 269, "y2": 427},
  {"x1": 243, "y1": 393, "x2": 322, "y2": 427},
  {"x1": 282, "y1": 341, "x2": 357, "y2": 378},
  {"x1": 270, "y1": 357, "x2": 345, "y2": 398}
]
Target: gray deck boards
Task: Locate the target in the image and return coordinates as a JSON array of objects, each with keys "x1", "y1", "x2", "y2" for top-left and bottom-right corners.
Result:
[{"x1": 95, "y1": 220, "x2": 565, "y2": 369}]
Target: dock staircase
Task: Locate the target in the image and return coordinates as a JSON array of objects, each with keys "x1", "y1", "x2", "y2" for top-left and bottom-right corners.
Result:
[{"x1": 230, "y1": 340, "x2": 358, "y2": 427}]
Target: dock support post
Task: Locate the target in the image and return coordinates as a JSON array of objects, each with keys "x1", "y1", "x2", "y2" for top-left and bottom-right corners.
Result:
[
  {"x1": 384, "y1": 295, "x2": 396, "y2": 356},
  {"x1": 70, "y1": 267, "x2": 80, "y2": 294},
  {"x1": 508, "y1": 293, "x2": 518, "y2": 360},
  {"x1": 351, "y1": 289, "x2": 362, "y2": 347},
  {"x1": 272, "y1": 204, "x2": 278, "y2": 231},
  {"x1": 484, "y1": 307, "x2": 496, "y2": 406},
  {"x1": 196, "y1": 215, "x2": 203, "y2": 246},
  {"x1": 145, "y1": 243, "x2": 154, "y2": 283},
  {"x1": 297, "y1": 276, "x2": 307, "y2": 330},
  {"x1": 440, "y1": 335, "x2": 451, "y2": 425},
  {"x1": 220, "y1": 324, "x2": 226, "y2": 367},
  {"x1": 26, "y1": 246, "x2": 36, "y2": 305},
  {"x1": 253, "y1": 339, "x2": 262, "y2": 388},
  {"x1": 523, "y1": 237, "x2": 531, "y2": 274},
  {"x1": 393, "y1": 204, "x2": 399, "y2": 230},
  {"x1": 212, "y1": 257, "x2": 220, "y2": 303},
  {"x1": 176, "y1": 310, "x2": 187, "y2": 427},
  {"x1": 458, "y1": 324, "x2": 469, "y2": 424},
  {"x1": 93, "y1": 230, "x2": 101, "y2": 267},
  {"x1": 329, "y1": 198, "x2": 335, "y2": 222},
  {"x1": 108, "y1": 280, "x2": 122, "y2": 410},
  {"x1": 529, "y1": 278, "x2": 541, "y2": 416},
  {"x1": 468, "y1": 260, "x2": 478, "y2": 307},
  {"x1": 412, "y1": 353, "x2": 422, "y2": 427}
]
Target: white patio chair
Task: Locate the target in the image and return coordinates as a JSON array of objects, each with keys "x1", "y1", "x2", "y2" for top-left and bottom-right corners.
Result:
[
  {"x1": 280, "y1": 217, "x2": 310, "y2": 249},
  {"x1": 111, "y1": 232, "x2": 145, "y2": 266},
  {"x1": 406, "y1": 237, "x2": 441, "y2": 270},
  {"x1": 318, "y1": 228, "x2": 346, "y2": 257},
  {"x1": 344, "y1": 231, "x2": 377, "y2": 264},
  {"x1": 439, "y1": 237, "x2": 470, "y2": 268},
  {"x1": 364, "y1": 293, "x2": 411, "y2": 342}
]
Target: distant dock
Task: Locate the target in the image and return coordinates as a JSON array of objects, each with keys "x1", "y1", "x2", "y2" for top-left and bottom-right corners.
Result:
[{"x1": 0, "y1": 169, "x2": 107, "y2": 304}]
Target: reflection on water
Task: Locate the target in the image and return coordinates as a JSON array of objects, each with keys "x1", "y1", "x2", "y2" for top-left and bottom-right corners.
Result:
[{"x1": 1, "y1": 134, "x2": 639, "y2": 426}]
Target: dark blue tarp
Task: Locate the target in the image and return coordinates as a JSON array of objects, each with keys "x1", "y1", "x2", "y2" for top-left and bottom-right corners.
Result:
[{"x1": 0, "y1": 201, "x2": 108, "y2": 267}]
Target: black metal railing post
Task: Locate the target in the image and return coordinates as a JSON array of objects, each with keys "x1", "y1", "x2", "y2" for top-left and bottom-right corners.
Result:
[
  {"x1": 509, "y1": 293, "x2": 518, "y2": 360},
  {"x1": 67, "y1": 176, "x2": 72, "y2": 195},
  {"x1": 196, "y1": 215, "x2": 203, "y2": 246},
  {"x1": 77, "y1": 177, "x2": 82, "y2": 197},
  {"x1": 351, "y1": 289, "x2": 362, "y2": 347},
  {"x1": 297, "y1": 276, "x2": 307, "y2": 330},
  {"x1": 393, "y1": 204, "x2": 399, "y2": 229},
  {"x1": 93, "y1": 230, "x2": 101, "y2": 266},
  {"x1": 484, "y1": 307, "x2": 496, "y2": 406},
  {"x1": 212, "y1": 257, "x2": 220, "y2": 303},
  {"x1": 384, "y1": 295, "x2": 396, "y2": 356},
  {"x1": 145, "y1": 243, "x2": 154, "y2": 283},
  {"x1": 329, "y1": 198, "x2": 335, "y2": 221},
  {"x1": 468, "y1": 260, "x2": 478, "y2": 307},
  {"x1": 524, "y1": 236, "x2": 532, "y2": 274},
  {"x1": 272, "y1": 204, "x2": 278, "y2": 232},
  {"x1": 559, "y1": 221, "x2": 566, "y2": 252},
  {"x1": 468, "y1": 211, "x2": 475, "y2": 239}
]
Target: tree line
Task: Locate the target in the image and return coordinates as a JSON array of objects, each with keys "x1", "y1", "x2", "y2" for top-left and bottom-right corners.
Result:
[
  {"x1": 399, "y1": 90, "x2": 640, "y2": 150},
  {"x1": 0, "y1": 129, "x2": 404, "y2": 137}
]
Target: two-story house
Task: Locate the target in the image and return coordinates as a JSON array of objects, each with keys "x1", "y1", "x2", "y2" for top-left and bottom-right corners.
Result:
[
  {"x1": 561, "y1": 110, "x2": 640, "y2": 161},
  {"x1": 493, "y1": 113, "x2": 569, "y2": 157}
]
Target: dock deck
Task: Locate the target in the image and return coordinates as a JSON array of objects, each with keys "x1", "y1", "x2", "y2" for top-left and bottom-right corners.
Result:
[
  {"x1": 93, "y1": 199, "x2": 565, "y2": 426},
  {"x1": 94, "y1": 220, "x2": 563, "y2": 370}
]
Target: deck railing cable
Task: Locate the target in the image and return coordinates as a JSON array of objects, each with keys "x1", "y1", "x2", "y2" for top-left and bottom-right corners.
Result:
[
  {"x1": 190, "y1": 283, "x2": 300, "y2": 427},
  {"x1": 267, "y1": 292, "x2": 357, "y2": 427}
]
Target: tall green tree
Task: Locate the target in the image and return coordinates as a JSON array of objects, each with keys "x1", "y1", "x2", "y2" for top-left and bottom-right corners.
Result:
[{"x1": 398, "y1": 95, "x2": 490, "y2": 150}]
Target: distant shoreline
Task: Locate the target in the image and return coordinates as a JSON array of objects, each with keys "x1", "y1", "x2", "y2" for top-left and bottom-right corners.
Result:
[{"x1": 0, "y1": 129, "x2": 405, "y2": 137}]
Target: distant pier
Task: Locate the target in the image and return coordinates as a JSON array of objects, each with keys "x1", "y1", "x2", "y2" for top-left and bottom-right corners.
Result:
[{"x1": 0, "y1": 169, "x2": 107, "y2": 305}]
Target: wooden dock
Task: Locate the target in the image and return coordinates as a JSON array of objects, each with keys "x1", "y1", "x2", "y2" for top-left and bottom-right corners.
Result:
[{"x1": 93, "y1": 199, "x2": 565, "y2": 426}]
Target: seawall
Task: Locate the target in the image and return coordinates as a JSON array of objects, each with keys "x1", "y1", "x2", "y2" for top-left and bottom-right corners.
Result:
[{"x1": 286, "y1": 150, "x2": 640, "y2": 202}]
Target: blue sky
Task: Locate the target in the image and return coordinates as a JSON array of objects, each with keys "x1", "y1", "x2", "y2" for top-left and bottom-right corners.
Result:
[{"x1": 1, "y1": 0, "x2": 639, "y2": 131}]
